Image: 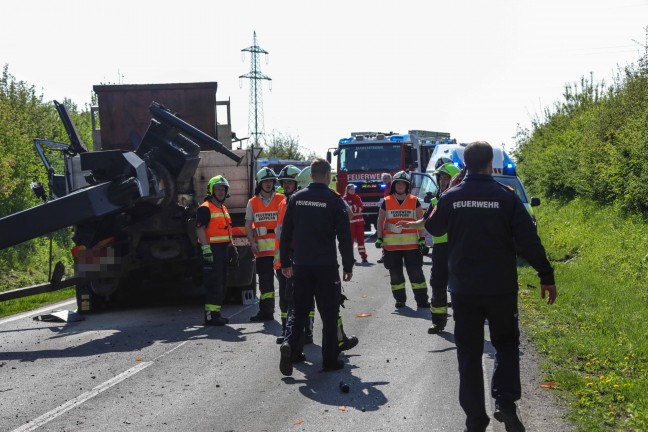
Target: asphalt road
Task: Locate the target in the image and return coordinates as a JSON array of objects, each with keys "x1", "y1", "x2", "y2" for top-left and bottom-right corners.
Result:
[{"x1": 0, "y1": 243, "x2": 567, "y2": 432}]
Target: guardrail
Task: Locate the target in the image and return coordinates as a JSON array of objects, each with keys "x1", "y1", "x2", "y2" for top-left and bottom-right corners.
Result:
[{"x1": 0, "y1": 276, "x2": 82, "y2": 302}]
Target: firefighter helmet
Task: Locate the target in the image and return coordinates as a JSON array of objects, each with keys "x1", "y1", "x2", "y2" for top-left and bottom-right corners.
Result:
[
  {"x1": 389, "y1": 170, "x2": 411, "y2": 194},
  {"x1": 434, "y1": 157, "x2": 452, "y2": 170},
  {"x1": 207, "y1": 175, "x2": 231, "y2": 198},
  {"x1": 434, "y1": 162, "x2": 461, "y2": 179},
  {"x1": 277, "y1": 165, "x2": 301, "y2": 182},
  {"x1": 256, "y1": 167, "x2": 278, "y2": 184}
]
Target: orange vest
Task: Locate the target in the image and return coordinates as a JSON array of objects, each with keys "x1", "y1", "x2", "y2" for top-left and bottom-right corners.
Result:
[
  {"x1": 383, "y1": 194, "x2": 418, "y2": 251},
  {"x1": 250, "y1": 193, "x2": 284, "y2": 257},
  {"x1": 200, "y1": 201, "x2": 232, "y2": 244}
]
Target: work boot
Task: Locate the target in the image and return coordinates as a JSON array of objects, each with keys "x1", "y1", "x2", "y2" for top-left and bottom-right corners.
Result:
[
  {"x1": 291, "y1": 352, "x2": 306, "y2": 363},
  {"x1": 339, "y1": 335, "x2": 359, "y2": 352},
  {"x1": 395, "y1": 301, "x2": 406, "y2": 308},
  {"x1": 250, "y1": 312, "x2": 274, "y2": 322},
  {"x1": 417, "y1": 301, "x2": 431, "y2": 308},
  {"x1": 204, "y1": 312, "x2": 229, "y2": 326},
  {"x1": 279, "y1": 343, "x2": 293, "y2": 376},
  {"x1": 428, "y1": 322, "x2": 445, "y2": 334},
  {"x1": 377, "y1": 257, "x2": 384, "y2": 263},
  {"x1": 494, "y1": 403, "x2": 525, "y2": 432},
  {"x1": 428, "y1": 315, "x2": 447, "y2": 334},
  {"x1": 276, "y1": 336, "x2": 284, "y2": 344}
]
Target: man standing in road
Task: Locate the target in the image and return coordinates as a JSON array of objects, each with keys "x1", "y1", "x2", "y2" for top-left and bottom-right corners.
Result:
[
  {"x1": 246, "y1": 167, "x2": 284, "y2": 322},
  {"x1": 196, "y1": 175, "x2": 237, "y2": 326},
  {"x1": 426, "y1": 141, "x2": 557, "y2": 432},
  {"x1": 278, "y1": 158, "x2": 355, "y2": 376},
  {"x1": 273, "y1": 165, "x2": 314, "y2": 345},
  {"x1": 375, "y1": 171, "x2": 430, "y2": 309}
]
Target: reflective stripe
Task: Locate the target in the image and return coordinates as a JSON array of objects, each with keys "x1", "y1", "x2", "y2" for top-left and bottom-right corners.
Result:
[
  {"x1": 260, "y1": 292, "x2": 275, "y2": 300},
  {"x1": 309, "y1": 311, "x2": 315, "y2": 318},
  {"x1": 209, "y1": 235, "x2": 230, "y2": 243},
  {"x1": 257, "y1": 239, "x2": 276, "y2": 252},
  {"x1": 280, "y1": 312, "x2": 288, "y2": 319},
  {"x1": 411, "y1": 282, "x2": 427, "y2": 290},
  {"x1": 337, "y1": 317, "x2": 343, "y2": 327},
  {"x1": 384, "y1": 222, "x2": 403, "y2": 233},
  {"x1": 391, "y1": 283, "x2": 406, "y2": 291},
  {"x1": 205, "y1": 304, "x2": 221, "y2": 312},
  {"x1": 431, "y1": 306, "x2": 448, "y2": 315},
  {"x1": 432, "y1": 233, "x2": 448, "y2": 244},
  {"x1": 384, "y1": 233, "x2": 419, "y2": 247}
]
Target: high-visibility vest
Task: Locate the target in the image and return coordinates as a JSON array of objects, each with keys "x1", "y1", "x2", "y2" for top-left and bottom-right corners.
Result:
[
  {"x1": 250, "y1": 193, "x2": 284, "y2": 257},
  {"x1": 200, "y1": 201, "x2": 232, "y2": 244},
  {"x1": 383, "y1": 194, "x2": 418, "y2": 251},
  {"x1": 428, "y1": 196, "x2": 447, "y2": 244}
]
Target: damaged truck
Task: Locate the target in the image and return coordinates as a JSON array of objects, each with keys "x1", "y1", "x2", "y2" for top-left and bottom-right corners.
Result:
[{"x1": 0, "y1": 82, "x2": 259, "y2": 312}]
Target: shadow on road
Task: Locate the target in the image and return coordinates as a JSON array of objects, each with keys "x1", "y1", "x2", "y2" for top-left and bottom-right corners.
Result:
[{"x1": 282, "y1": 356, "x2": 389, "y2": 412}]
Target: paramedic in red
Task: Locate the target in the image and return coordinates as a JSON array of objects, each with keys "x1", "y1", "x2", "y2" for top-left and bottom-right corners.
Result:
[{"x1": 343, "y1": 183, "x2": 368, "y2": 263}]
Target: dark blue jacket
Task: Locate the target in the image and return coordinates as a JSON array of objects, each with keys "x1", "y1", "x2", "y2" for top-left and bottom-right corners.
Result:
[
  {"x1": 425, "y1": 174, "x2": 554, "y2": 295},
  {"x1": 280, "y1": 183, "x2": 354, "y2": 273}
]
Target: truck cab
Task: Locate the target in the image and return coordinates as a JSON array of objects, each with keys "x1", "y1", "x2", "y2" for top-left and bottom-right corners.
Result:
[{"x1": 329, "y1": 130, "x2": 453, "y2": 229}]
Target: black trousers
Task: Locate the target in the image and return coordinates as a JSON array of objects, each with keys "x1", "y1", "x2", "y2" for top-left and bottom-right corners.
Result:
[
  {"x1": 285, "y1": 265, "x2": 341, "y2": 367},
  {"x1": 451, "y1": 292, "x2": 521, "y2": 430},
  {"x1": 203, "y1": 243, "x2": 228, "y2": 309},
  {"x1": 256, "y1": 256, "x2": 275, "y2": 314},
  {"x1": 383, "y1": 248, "x2": 428, "y2": 304},
  {"x1": 276, "y1": 269, "x2": 314, "y2": 337},
  {"x1": 430, "y1": 242, "x2": 449, "y2": 321}
]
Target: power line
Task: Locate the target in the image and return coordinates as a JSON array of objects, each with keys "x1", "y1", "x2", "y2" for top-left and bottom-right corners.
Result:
[{"x1": 239, "y1": 31, "x2": 272, "y2": 147}]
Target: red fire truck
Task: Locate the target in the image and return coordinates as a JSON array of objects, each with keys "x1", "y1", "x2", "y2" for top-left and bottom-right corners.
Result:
[{"x1": 327, "y1": 130, "x2": 454, "y2": 229}]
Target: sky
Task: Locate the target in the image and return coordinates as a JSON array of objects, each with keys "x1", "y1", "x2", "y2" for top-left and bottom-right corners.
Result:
[{"x1": 2, "y1": 0, "x2": 647, "y2": 157}]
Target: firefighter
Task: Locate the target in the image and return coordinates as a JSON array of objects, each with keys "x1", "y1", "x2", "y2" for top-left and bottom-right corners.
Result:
[
  {"x1": 274, "y1": 165, "x2": 315, "y2": 345},
  {"x1": 397, "y1": 161, "x2": 461, "y2": 334},
  {"x1": 426, "y1": 141, "x2": 557, "y2": 432},
  {"x1": 377, "y1": 172, "x2": 392, "y2": 264},
  {"x1": 275, "y1": 167, "x2": 359, "y2": 354},
  {"x1": 278, "y1": 158, "x2": 355, "y2": 376},
  {"x1": 342, "y1": 183, "x2": 368, "y2": 263},
  {"x1": 245, "y1": 167, "x2": 284, "y2": 322},
  {"x1": 196, "y1": 175, "x2": 237, "y2": 326},
  {"x1": 375, "y1": 170, "x2": 430, "y2": 309}
]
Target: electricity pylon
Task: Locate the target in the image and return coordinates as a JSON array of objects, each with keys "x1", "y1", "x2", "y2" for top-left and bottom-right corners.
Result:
[{"x1": 239, "y1": 31, "x2": 272, "y2": 147}]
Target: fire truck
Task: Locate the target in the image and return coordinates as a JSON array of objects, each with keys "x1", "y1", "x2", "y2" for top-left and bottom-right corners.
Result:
[{"x1": 327, "y1": 130, "x2": 454, "y2": 229}]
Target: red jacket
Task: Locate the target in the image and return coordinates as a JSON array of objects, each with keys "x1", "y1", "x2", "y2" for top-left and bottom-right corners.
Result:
[{"x1": 343, "y1": 193, "x2": 365, "y2": 224}]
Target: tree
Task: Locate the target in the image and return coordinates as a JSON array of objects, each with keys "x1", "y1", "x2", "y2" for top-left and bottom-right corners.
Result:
[{"x1": 262, "y1": 130, "x2": 318, "y2": 160}]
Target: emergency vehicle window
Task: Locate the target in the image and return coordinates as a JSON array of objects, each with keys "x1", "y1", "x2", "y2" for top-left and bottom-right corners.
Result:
[
  {"x1": 338, "y1": 144, "x2": 401, "y2": 172},
  {"x1": 495, "y1": 177, "x2": 529, "y2": 203},
  {"x1": 412, "y1": 175, "x2": 438, "y2": 207}
]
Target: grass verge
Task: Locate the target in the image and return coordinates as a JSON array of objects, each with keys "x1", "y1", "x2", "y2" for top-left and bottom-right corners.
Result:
[
  {"x1": 0, "y1": 288, "x2": 75, "y2": 318},
  {"x1": 519, "y1": 197, "x2": 648, "y2": 431}
]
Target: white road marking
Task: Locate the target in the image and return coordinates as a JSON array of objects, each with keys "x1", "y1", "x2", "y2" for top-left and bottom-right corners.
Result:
[{"x1": 11, "y1": 340, "x2": 188, "y2": 432}]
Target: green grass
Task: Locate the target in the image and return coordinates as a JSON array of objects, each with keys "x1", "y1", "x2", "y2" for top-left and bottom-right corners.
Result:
[
  {"x1": 0, "y1": 288, "x2": 75, "y2": 318},
  {"x1": 519, "y1": 197, "x2": 648, "y2": 431}
]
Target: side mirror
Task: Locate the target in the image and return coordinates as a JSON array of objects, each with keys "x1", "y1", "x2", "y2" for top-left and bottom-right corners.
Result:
[
  {"x1": 423, "y1": 192, "x2": 433, "y2": 203},
  {"x1": 333, "y1": 148, "x2": 340, "y2": 156},
  {"x1": 326, "y1": 151, "x2": 332, "y2": 163},
  {"x1": 530, "y1": 197, "x2": 541, "y2": 207}
]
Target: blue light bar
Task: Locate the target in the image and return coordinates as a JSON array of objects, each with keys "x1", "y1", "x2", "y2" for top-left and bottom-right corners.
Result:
[
  {"x1": 503, "y1": 152, "x2": 516, "y2": 176},
  {"x1": 389, "y1": 135, "x2": 407, "y2": 142}
]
